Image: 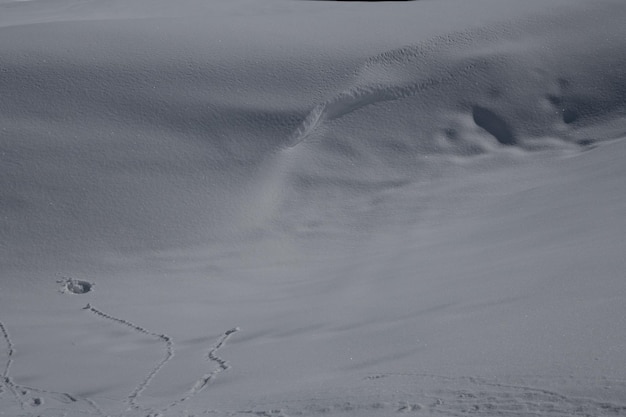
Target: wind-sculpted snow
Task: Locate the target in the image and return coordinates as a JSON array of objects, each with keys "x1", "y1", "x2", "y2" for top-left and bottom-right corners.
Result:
[
  {"x1": 289, "y1": 11, "x2": 626, "y2": 154},
  {"x1": 1, "y1": 1, "x2": 626, "y2": 416},
  {"x1": 264, "y1": 5, "x2": 626, "y2": 234}
]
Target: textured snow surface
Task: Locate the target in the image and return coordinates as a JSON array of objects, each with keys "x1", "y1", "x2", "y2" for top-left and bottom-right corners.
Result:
[{"x1": 1, "y1": 0, "x2": 626, "y2": 416}]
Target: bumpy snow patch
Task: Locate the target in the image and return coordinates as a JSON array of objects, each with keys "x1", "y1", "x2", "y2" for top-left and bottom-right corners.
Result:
[{"x1": 58, "y1": 277, "x2": 94, "y2": 294}]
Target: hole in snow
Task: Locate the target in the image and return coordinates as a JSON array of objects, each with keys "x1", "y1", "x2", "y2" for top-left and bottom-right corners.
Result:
[
  {"x1": 58, "y1": 278, "x2": 94, "y2": 294},
  {"x1": 472, "y1": 105, "x2": 517, "y2": 146}
]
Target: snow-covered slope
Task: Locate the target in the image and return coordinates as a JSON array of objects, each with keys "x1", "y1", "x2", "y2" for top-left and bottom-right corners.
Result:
[{"x1": 1, "y1": 0, "x2": 625, "y2": 416}]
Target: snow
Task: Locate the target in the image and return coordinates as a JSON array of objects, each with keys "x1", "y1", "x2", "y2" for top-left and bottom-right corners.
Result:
[{"x1": 1, "y1": 0, "x2": 626, "y2": 416}]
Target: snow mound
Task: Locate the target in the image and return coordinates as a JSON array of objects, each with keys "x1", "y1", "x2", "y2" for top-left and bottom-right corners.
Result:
[{"x1": 289, "y1": 16, "x2": 626, "y2": 155}]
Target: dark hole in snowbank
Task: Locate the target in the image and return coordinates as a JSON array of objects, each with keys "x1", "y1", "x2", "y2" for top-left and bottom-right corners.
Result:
[
  {"x1": 472, "y1": 105, "x2": 516, "y2": 146},
  {"x1": 577, "y1": 139, "x2": 595, "y2": 147},
  {"x1": 562, "y1": 109, "x2": 579, "y2": 124}
]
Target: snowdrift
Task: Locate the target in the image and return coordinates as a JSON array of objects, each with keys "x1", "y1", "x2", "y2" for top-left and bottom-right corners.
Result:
[{"x1": 1, "y1": 0, "x2": 625, "y2": 416}]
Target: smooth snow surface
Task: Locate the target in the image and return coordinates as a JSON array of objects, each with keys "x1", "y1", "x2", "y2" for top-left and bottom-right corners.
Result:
[{"x1": 1, "y1": 0, "x2": 626, "y2": 416}]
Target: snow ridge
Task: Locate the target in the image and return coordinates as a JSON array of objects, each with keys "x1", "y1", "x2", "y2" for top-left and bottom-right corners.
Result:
[
  {"x1": 287, "y1": 64, "x2": 477, "y2": 148},
  {"x1": 287, "y1": 10, "x2": 626, "y2": 151},
  {"x1": 286, "y1": 23, "x2": 514, "y2": 148}
]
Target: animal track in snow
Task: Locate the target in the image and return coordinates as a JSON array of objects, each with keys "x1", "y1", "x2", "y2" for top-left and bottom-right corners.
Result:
[
  {"x1": 199, "y1": 327, "x2": 240, "y2": 391},
  {"x1": 0, "y1": 319, "x2": 106, "y2": 416},
  {"x1": 85, "y1": 303, "x2": 240, "y2": 415},
  {"x1": 86, "y1": 304, "x2": 174, "y2": 411},
  {"x1": 0, "y1": 321, "x2": 15, "y2": 380},
  {"x1": 165, "y1": 327, "x2": 240, "y2": 410},
  {"x1": 0, "y1": 319, "x2": 22, "y2": 410}
]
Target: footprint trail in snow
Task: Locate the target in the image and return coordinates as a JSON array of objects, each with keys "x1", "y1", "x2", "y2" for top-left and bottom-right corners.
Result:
[
  {"x1": 0, "y1": 320, "x2": 22, "y2": 409},
  {"x1": 86, "y1": 304, "x2": 175, "y2": 412},
  {"x1": 85, "y1": 304, "x2": 239, "y2": 415},
  {"x1": 164, "y1": 327, "x2": 240, "y2": 411},
  {"x1": 0, "y1": 319, "x2": 107, "y2": 416}
]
